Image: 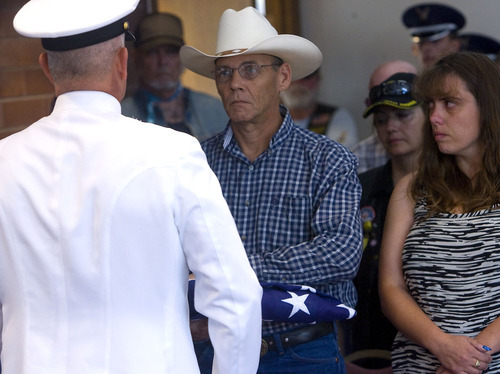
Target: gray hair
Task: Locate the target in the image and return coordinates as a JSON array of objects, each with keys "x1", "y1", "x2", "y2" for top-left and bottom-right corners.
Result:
[{"x1": 47, "y1": 35, "x2": 125, "y2": 83}]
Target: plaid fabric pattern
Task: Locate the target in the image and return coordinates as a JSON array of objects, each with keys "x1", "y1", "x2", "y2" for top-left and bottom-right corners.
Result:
[
  {"x1": 352, "y1": 134, "x2": 389, "y2": 173},
  {"x1": 202, "y1": 106, "x2": 363, "y2": 335}
]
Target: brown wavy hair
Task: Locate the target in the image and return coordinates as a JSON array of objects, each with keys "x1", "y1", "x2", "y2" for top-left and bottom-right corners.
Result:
[{"x1": 411, "y1": 52, "x2": 500, "y2": 216}]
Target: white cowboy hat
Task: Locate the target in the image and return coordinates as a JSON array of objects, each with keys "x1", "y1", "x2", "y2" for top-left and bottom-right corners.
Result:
[{"x1": 180, "y1": 6, "x2": 322, "y2": 81}]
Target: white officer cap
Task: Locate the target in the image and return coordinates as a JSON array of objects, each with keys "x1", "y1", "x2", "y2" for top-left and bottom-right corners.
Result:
[{"x1": 13, "y1": 0, "x2": 140, "y2": 51}]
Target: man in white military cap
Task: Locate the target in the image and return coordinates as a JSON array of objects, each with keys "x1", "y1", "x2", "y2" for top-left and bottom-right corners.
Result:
[
  {"x1": 402, "y1": 3, "x2": 465, "y2": 69},
  {"x1": 181, "y1": 7, "x2": 363, "y2": 374},
  {"x1": 0, "y1": 1, "x2": 262, "y2": 373}
]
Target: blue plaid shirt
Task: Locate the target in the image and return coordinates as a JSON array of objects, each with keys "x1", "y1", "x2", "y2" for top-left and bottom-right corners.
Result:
[{"x1": 202, "y1": 106, "x2": 363, "y2": 335}]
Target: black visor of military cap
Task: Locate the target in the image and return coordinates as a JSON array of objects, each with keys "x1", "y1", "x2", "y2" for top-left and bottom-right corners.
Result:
[{"x1": 13, "y1": 0, "x2": 140, "y2": 51}]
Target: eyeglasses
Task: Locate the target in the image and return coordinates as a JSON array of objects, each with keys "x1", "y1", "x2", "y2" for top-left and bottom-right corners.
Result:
[
  {"x1": 213, "y1": 63, "x2": 280, "y2": 82},
  {"x1": 369, "y1": 79, "x2": 412, "y2": 104}
]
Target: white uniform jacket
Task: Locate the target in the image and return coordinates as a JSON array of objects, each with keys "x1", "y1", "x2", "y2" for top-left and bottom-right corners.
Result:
[{"x1": 0, "y1": 91, "x2": 262, "y2": 374}]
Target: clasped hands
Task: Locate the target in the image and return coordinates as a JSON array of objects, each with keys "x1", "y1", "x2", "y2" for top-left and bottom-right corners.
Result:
[{"x1": 433, "y1": 335, "x2": 492, "y2": 374}]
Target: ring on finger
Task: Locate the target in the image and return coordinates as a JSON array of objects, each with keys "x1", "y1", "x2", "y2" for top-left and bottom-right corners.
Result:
[{"x1": 474, "y1": 359, "x2": 481, "y2": 369}]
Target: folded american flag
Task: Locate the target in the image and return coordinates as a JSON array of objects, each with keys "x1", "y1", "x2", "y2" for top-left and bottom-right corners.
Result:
[{"x1": 188, "y1": 280, "x2": 356, "y2": 323}]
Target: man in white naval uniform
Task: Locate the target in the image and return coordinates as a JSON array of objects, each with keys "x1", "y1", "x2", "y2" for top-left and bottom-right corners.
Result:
[{"x1": 0, "y1": 1, "x2": 262, "y2": 373}]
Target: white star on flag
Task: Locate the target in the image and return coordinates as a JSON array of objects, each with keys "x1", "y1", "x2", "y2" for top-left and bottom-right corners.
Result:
[{"x1": 282, "y1": 291, "x2": 311, "y2": 318}]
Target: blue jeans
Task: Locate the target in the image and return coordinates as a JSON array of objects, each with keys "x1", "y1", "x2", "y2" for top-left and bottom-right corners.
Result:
[{"x1": 194, "y1": 327, "x2": 347, "y2": 374}]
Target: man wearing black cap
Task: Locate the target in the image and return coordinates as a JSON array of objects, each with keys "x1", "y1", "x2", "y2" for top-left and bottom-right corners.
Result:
[
  {"x1": 402, "y1": 3, "x2": 465, "y2": 69},
  {"x1": 122, "y1": 13, "x2": 228, "y2": 142},
  {"x1": 0, "y1": 1, "x2": 262, "y2": 373}
]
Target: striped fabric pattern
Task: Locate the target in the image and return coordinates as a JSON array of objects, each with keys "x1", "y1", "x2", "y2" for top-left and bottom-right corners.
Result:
[{"x1": 392, "y1": 200, "x2": 500, "y2": 373}]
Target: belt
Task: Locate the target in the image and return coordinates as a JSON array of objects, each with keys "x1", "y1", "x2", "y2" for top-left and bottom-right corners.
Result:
[{"x1": 260, "y1": 322, "x2": 334, "y2": 357}]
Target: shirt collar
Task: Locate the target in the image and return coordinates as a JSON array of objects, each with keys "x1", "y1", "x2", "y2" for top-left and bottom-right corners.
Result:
[
  {"x1": 54, "y1": 91, "x2": 121, "y2": 115},
  {"x1": 222, "y1": 104, "x2": 294, "y2": 152}
]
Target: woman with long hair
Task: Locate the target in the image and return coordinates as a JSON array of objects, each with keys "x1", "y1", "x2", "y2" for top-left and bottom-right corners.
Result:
[{"x1": 379, "y1": 52, "x2": 500, "y2": 373}]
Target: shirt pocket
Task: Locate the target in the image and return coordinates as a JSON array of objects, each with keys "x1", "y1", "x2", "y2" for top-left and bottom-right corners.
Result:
[{"x1": 264, "y1": 194, "x2": 313, "y2": 248}]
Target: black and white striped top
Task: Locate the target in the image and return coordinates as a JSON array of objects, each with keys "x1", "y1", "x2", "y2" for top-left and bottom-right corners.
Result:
[{"x1": 391, "y1": 200, "x2": 500, "y2": 373}]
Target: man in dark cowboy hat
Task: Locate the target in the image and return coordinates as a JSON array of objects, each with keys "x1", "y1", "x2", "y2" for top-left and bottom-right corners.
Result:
[{"x1": 121, "y1": 12, "x2": 228, "y2": 141}]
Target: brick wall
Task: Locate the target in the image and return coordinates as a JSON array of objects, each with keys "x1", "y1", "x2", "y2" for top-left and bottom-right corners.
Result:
[
  {"x1": 0, "y1": 1, "x2": 148, "y2": 141},
  {"x1": 0, "y1": 0, "x2": 54, "y2": 140}
]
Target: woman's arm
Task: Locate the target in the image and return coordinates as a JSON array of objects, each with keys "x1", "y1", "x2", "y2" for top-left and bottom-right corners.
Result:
[
  {"x1": 378, "y1": 174, "x2": 491, "y2": 373},
  {"x1": 379, "y1": 174, "x2": 439, "y2": 344}
]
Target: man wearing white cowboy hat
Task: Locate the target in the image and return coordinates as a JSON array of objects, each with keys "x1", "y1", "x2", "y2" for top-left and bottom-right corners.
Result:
[
  {"x1": 0, "y1": 1, "x2": 263, "y2": 373},
  {"x1": 181, "y1": 6, "x2": 363, "y2": 374}
]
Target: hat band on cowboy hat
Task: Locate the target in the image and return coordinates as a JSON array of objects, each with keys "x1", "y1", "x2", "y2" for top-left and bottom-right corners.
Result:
[
  {"x1": 14, "y1": 0, "x2": 140, "y2": 51},
  {"x1": 179, "y1": 6, "x2": 322, "y2": 81}
]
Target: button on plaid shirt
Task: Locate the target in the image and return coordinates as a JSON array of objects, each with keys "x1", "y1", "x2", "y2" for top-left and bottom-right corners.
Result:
[{"x1": 202, "y1": 106, "x2": 363, "y2": 335}]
